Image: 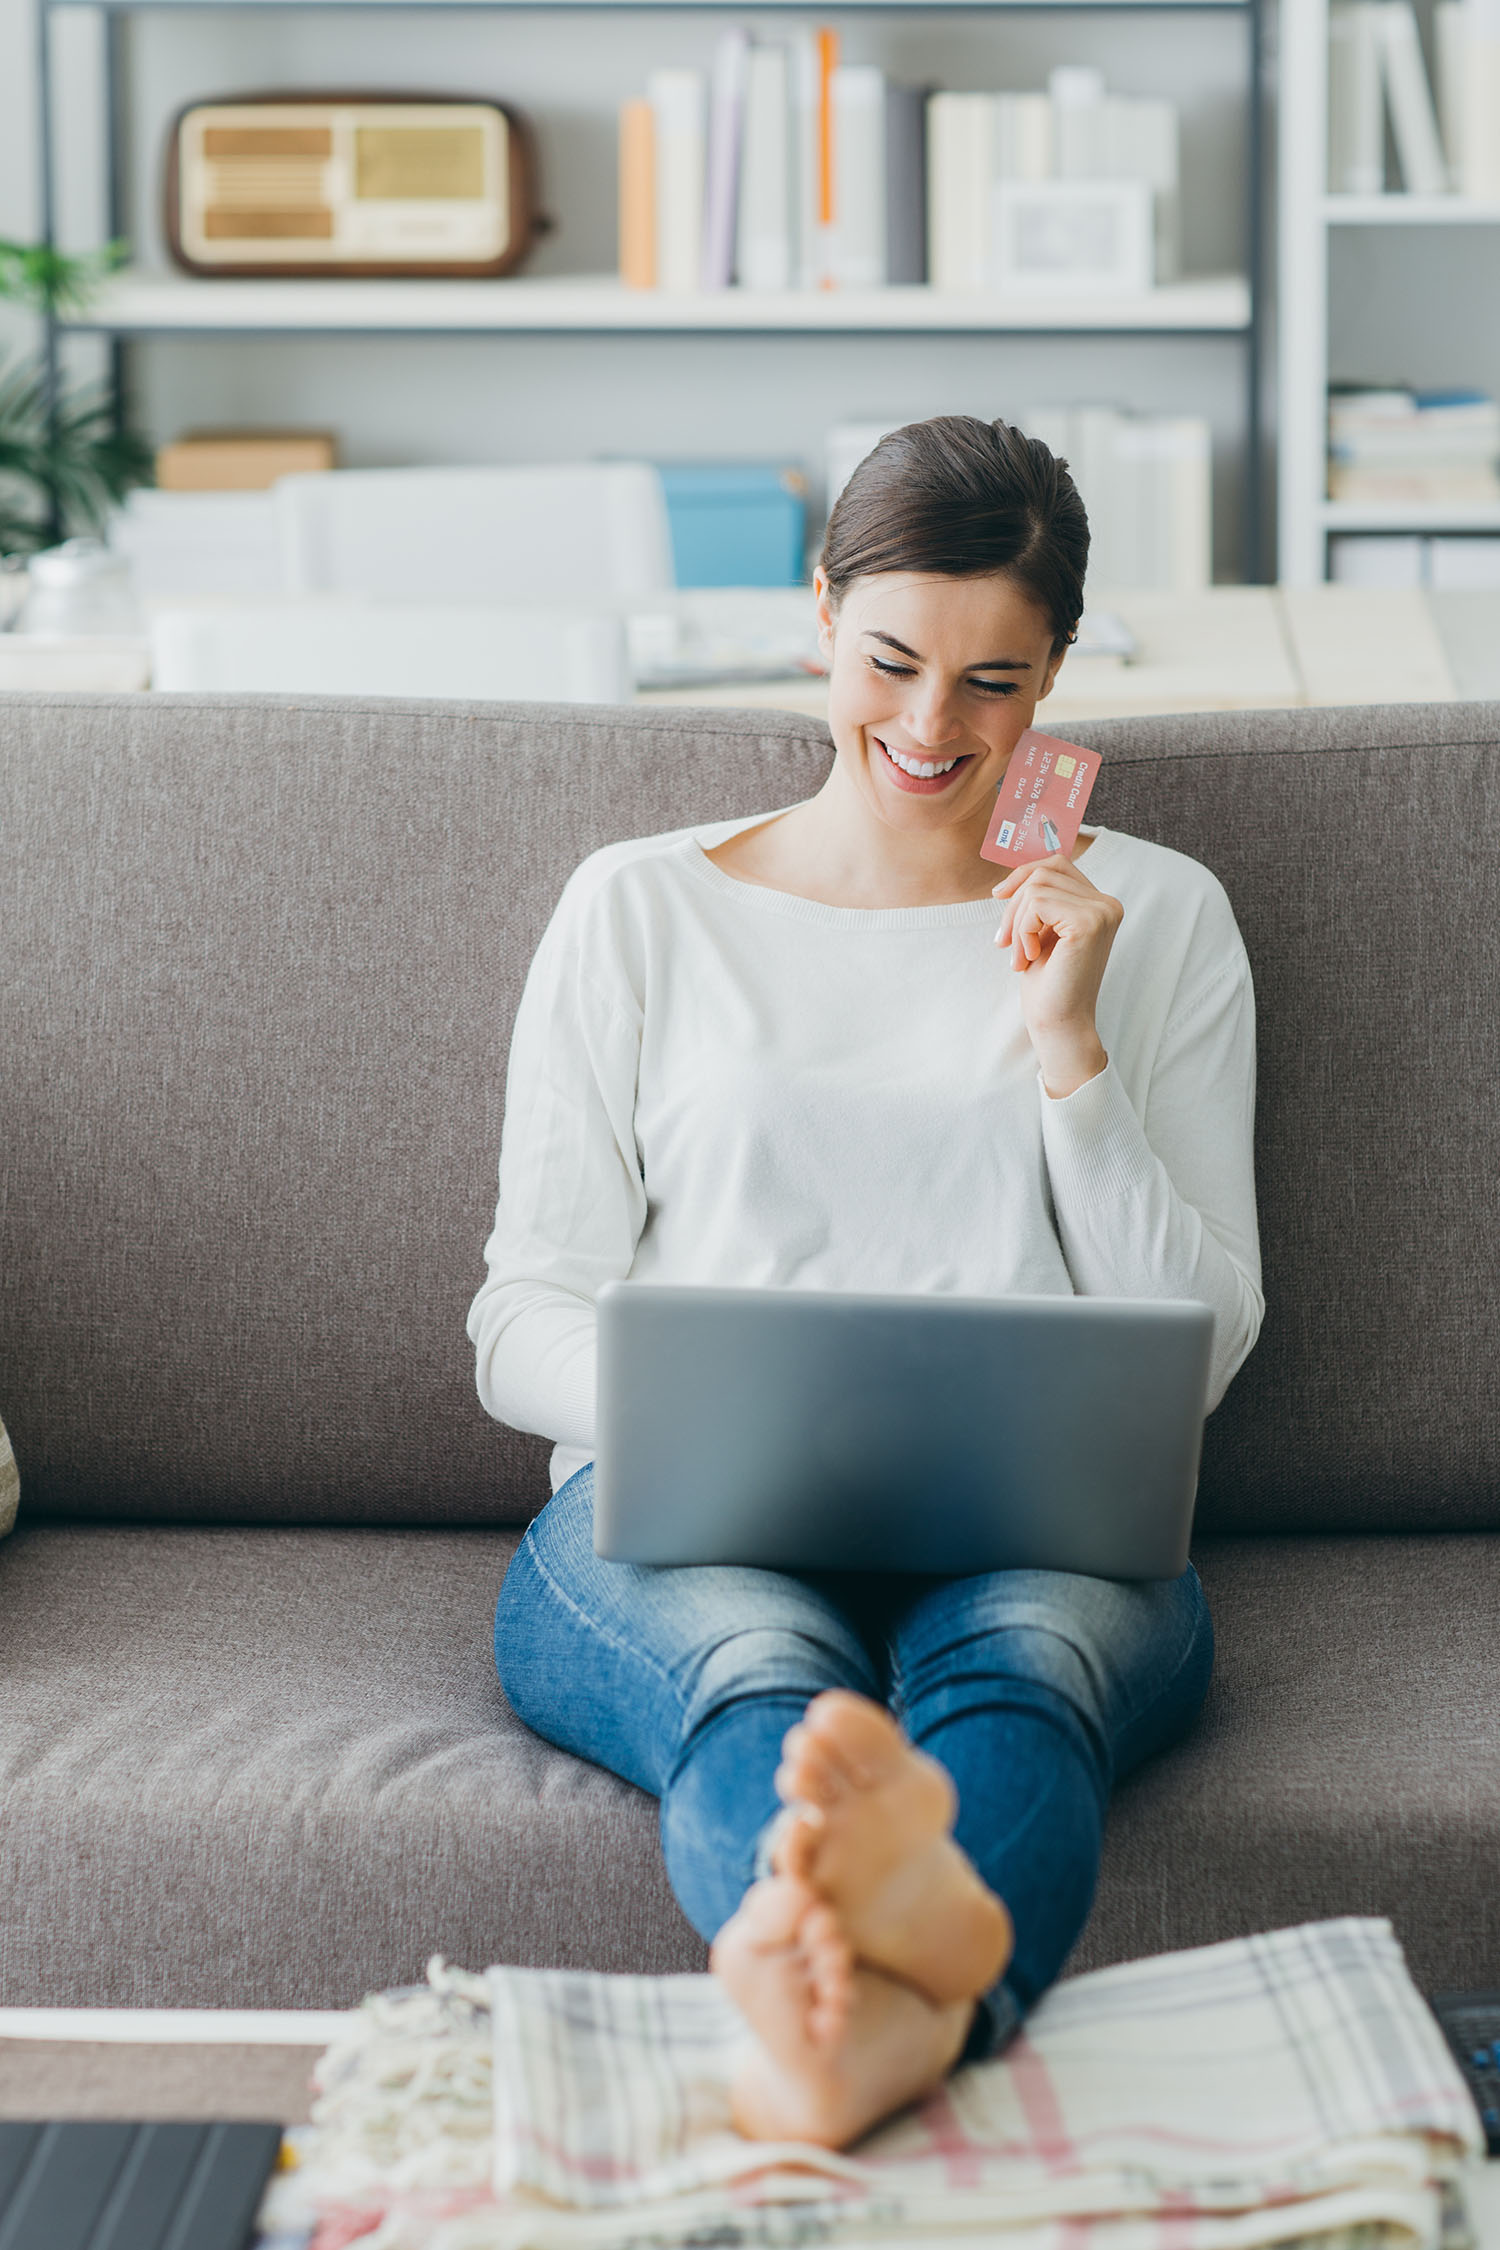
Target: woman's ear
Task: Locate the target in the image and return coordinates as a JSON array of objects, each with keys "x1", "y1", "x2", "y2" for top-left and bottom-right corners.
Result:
[
  {"x1": 813, "y1": 567, "x2": 836, "y2": 662},
  {"x1": 1037, "y1": 641, "x2": 1069, "y2": 703}
]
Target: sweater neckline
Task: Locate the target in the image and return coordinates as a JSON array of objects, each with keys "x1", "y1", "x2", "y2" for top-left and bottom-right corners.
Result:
[{"x1": 680, "y1": 824, "x2": 1116, "y2": 932}]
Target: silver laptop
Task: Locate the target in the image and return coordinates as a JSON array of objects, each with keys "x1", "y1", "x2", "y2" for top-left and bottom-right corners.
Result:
[{"x1": 594, "y1": 1282, "x2": 1214, "y2": 1581}]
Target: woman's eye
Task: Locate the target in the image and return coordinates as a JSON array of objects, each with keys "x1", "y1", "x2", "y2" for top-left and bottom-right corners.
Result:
[
  {"x1": 869, "y1": 656, "x2": 916, "y2": 679},
  {"x1": 971, "y1": 678, "x2": 1020, "y2": 697}
]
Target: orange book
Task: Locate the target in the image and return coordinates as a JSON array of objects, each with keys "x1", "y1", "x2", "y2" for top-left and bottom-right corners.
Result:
[
  {"x1": 619, "y1": 98, "x2": 656, "y2": 289},
  {"x1": 817, "y1": 27, "x2": 839, "y2": 289}
]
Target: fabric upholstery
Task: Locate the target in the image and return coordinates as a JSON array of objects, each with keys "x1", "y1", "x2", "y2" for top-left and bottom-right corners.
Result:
[
  {"x1": 0, "y1": 1521, "x2": 1495, "y2": 2008},
  {"x1": 1, "y1": 692, "x2": 1497, "y2": 1535}
]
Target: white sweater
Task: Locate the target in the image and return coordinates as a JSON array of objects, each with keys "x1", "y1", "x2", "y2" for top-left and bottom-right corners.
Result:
[{"x1": 468, "y1": 817, "x2": 1264, "y2": 1493}]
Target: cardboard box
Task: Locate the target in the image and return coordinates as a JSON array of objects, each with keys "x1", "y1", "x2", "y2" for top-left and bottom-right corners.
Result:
[{"x1": 155, "y1": 432, "x2": 338, "y2": 492}]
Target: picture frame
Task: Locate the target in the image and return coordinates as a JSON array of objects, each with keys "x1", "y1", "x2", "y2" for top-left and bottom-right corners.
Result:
[{"x1": 989, "y1": 177, "x2": 1155, "y2": 296}]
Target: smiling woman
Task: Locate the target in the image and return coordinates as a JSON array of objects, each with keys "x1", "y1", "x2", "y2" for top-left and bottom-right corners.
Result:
[{"x1": 469, "y1": 414, "x2": 1263, "y2": 2154}]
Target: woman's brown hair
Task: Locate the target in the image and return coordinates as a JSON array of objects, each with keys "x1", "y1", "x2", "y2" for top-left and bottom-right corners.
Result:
[{"x1": 819, "y1": 415, "x2": 1089, "y2": 657}]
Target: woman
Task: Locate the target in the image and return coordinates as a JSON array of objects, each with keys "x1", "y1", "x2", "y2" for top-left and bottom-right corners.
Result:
[{"x1": 468, "y1": 416, "x2": 1263, "y2": 2150}]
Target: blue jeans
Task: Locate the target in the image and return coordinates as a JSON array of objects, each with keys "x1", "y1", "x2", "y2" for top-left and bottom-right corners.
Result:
[{"x1": 495, "y1": 1463, "x2": 1212, "y2": 2054}]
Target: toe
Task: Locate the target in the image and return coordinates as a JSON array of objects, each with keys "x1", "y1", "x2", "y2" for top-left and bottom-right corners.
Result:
[
  {"x1": 734, "y1": 1875, "x2": 813, "y2": 1951},
  {"x1": 777, "y1": 1732, "x2": 848, "y2": 1810},
  {"x1": 804, "y1": 1691, "x2": 908, "y2": 1787},
  {"x1": 770, "y1": 1805, "x2": 823, "y2": 1882}
]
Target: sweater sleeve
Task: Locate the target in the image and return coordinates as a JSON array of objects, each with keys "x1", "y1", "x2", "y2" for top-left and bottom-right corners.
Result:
[
  {"x1": 1038, "y1": 954, "x2": 1263, "y2": 1412},
  {"x1": 466, "y1": 888, "x2": 646, "y2": 1446}
]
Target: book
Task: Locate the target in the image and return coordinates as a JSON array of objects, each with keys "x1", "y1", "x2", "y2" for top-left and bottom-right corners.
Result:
[
  {"x1": 1435, "y1": 1, "x2": 1466, "y2": 187},
  {"x1": 1047, "y1": 69, "x2": 1173, "y2": 281},
  {"x1": 737, "y1": 44, "x2": 792, "y2": 291},
  {"x1": 1330, "y1": 533, "x2": 1428, "y2": 585},
  {"x1": 702, "y1": 28, "x2": 749, "y2": 290},
  {"x1": 815, "y1": 26, "x2": 839, "y2": 288},
  {"x1": 1379, "y1": 0, "x2": 1449, "y2": 193},
  {"x1": 1022, "y1": 403, "x2": 1213, "y2": 589},
  {"x1": 831, "y1": 64, "x2": 885, "y2": 288},
  {"x1": 1049, "y1": 64, "x2": 1107, "y2": 179},
  {"x1": 994, "y1": 91, "x2": 1052, "y2": 185},
  {"x1": 1123, "y1": 97, "x2": 1180, "y2": 283},
  {"x1": 885, "y1": 83, "x2": 928, "y2": 285},
  {"x1": 1329, "y1": 3, "x2": 1386, "y2": 192},
  {"x1": 648, "y1": 68, "x2": 706, "y2": 292},
  {"x1": 791, "y1": 29, "x2": 825, "y2": 289},
  {"x1": 927, "y1": 91, "x2": 991, "y2": 290},
  {"x1": 618, "y1": 98, "x2": 656, "y2": 289},
  {"x1": 1435, "y1": 0, "x2": 1500, "y2": 196}
]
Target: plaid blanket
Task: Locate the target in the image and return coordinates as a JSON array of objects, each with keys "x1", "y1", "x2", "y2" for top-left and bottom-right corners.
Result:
[{"x1": 260, "y1": 1919, "x2": 1483, "y2": 2250}]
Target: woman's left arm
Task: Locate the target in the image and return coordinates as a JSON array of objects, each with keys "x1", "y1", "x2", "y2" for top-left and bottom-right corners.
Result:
[
  {"x1": 995, "y1": 855, "x2": 1263, "y2": 1413},
  {"x1": 1038, "y1": 962, "x2": 1263, "y2": 1411}
]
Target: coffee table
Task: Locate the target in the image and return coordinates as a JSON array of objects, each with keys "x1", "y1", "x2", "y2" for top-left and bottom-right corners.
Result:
[{"x1": 2, "y1": 2008, "x2": 1496, "y2": 2246}]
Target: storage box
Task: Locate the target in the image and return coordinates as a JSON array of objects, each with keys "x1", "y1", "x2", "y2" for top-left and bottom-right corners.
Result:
[
  {"x1": 656, "y1": 464, "x2": 807, "y2": 589},
  {"x1": 156, "y1": 431, "x2": 338, "y2": 492}
]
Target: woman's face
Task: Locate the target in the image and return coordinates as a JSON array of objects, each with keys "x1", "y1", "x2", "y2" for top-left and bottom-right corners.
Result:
[{"x1": 816, "y1": 568, "x2": 1066, "y2": 836}]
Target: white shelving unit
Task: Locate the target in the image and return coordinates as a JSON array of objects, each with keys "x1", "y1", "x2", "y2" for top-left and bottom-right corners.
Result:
[
  {"x1": 38, "y1": 0, "x2": 1267, "y2": 572},
  {"x1": 1278, "y1": 0, "x2": 1500, "y2": 581}
]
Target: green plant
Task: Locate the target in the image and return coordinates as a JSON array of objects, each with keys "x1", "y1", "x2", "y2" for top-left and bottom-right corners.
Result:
[{"x1": 0, "y1": 238, "x2": 153, "y2": 555}]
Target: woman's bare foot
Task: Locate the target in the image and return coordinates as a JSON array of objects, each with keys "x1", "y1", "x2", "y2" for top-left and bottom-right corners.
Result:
[
  {"x1": 771, "y1": 1691, "x2": 1013, "y2": 2008},
  {"x1": 711, "y1": 1875, "x2": 971, "y2": 2148}
]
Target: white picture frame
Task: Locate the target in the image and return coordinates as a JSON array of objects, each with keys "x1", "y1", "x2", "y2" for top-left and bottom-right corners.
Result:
[{"x1": 990, "y1": 178, "x2": 1155, "y2": 296}]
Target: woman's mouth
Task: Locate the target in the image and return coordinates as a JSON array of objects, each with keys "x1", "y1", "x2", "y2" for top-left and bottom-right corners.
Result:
[{"x1": 874, "y1": 735, "x2": 972, "y2": 793}]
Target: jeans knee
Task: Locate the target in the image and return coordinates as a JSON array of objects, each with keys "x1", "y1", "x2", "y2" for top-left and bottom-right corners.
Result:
[{"x1": 685, "y1": 1623, "x2": 872, "y2": 1739}]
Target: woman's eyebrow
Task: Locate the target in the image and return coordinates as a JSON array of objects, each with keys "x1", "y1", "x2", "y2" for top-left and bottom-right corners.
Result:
[{"x1": 863, "y1": 629, "x2": 1032, "y2": 671}]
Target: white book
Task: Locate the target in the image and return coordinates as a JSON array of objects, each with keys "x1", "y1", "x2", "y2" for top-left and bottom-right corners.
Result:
[
  {"x1": 1428, "y1": 533, "x2": 1500, "y2": 586},
  {"x1": 1049, "y1": 65, "x2": 1107, "y2": 179},
  {"x1": 791, "y1": 30, "x2": 825, "y2": 291},
  {"x1": 648, "y1": 69, "x2": 707, "y2": 292},
  {"x1": 1122, "y1": 98, "x2": 1180, "y2": 283},
  {"x1": 1329, "y1": 4, "x2": 1386, "y2": 192},
  {"x1": 737, "y1": 45, "x2": 792, "y2": 291},
  {"x1": 831, "y1": 65, "x2": 886, "y2": 288},
  {"x1": 1071, "y1": 405, "x2": 1128, "y2": 587},
  {"x1": 994, "y1": 92, "x2": 1052, "y2": 183},
  {"x1": 701, "y1": 29, "x2": 749, "y2": 290},
  {"x1": 927, "y1": 91, "x2": 993, "y2": 292},
  {"x1": 1455, "y1": 0, "x2": 1500, "y2": 196},
  {"x1": 1435, "y1": 1, "x2": 1466, "y2": 188},
  {"x1": 1153, "y1": 417, "x2": 1212, "y2": 590},
  {"x1": 1379, "y1": 2, "x2": 1449, "y2": 193},
  {"x1": 1330, "y1": 533, "x2": 1428, "y2": 585}
]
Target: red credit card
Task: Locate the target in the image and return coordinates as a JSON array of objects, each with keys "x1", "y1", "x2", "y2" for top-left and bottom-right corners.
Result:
[{"x1": 979, "y1": 728, "x2": 1102, "y2": 869}]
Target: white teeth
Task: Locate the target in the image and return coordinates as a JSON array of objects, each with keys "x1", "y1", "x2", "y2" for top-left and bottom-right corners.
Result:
[{"x1": 883, "y1": 743, "x2": 958, "y2": 779}]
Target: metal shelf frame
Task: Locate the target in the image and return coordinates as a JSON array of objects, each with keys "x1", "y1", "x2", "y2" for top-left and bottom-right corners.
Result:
[{"x1": 35, "y1": 0, "x2": 1268, "y2": 577}]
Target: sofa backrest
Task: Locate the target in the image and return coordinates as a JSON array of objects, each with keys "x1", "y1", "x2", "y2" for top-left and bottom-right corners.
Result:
[{"x1": 0, "y1": 692, "x2": 1496, "y2": 1536}]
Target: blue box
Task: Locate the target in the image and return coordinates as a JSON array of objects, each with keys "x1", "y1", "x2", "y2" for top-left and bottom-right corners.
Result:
[{"x1": 656, "y1": 464, "x2": 807, "y2": 588}]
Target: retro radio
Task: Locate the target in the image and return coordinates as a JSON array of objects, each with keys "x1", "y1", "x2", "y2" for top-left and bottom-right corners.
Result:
[{"x1": 167, "y1": 96, "x2": 542, "y2": 278}]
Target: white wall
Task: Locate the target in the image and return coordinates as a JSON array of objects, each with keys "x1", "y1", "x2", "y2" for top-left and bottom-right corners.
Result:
[{"x1": 3, "y1": 0, "x2": 1261, "y2": 573}]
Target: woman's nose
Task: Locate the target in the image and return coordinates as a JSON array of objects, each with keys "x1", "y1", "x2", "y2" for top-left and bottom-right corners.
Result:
[{"x1": 903, "y1": 682, "x2": 964, "y2": 749}]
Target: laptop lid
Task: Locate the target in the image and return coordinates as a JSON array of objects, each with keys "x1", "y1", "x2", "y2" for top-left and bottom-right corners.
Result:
[{"x1": 594, "y1": 1284, "x2": 1213, "y2": 1581}]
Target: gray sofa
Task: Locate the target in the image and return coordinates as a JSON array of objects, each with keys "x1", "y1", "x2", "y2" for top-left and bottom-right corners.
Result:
[{"x1": 1, "y1": 690, "x2": 1497, "y2": 2011}]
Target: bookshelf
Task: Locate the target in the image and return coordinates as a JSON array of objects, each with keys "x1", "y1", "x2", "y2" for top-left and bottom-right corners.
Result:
[
  {"x1": 1279, "y1": 0, "x2": 1500, "y2": 581},
  {"x1": 36, "y1": 0, "x2": 1268, "y2": 576}
]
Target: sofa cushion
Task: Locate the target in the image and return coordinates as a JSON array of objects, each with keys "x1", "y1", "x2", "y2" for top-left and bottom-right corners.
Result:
[
  {"x1": 1, "y1": 694, "x2": 1497, "y2": 1534},
  {"x1": 1, "y1": 1521, "x2": 1495, "y2": 2007}
]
